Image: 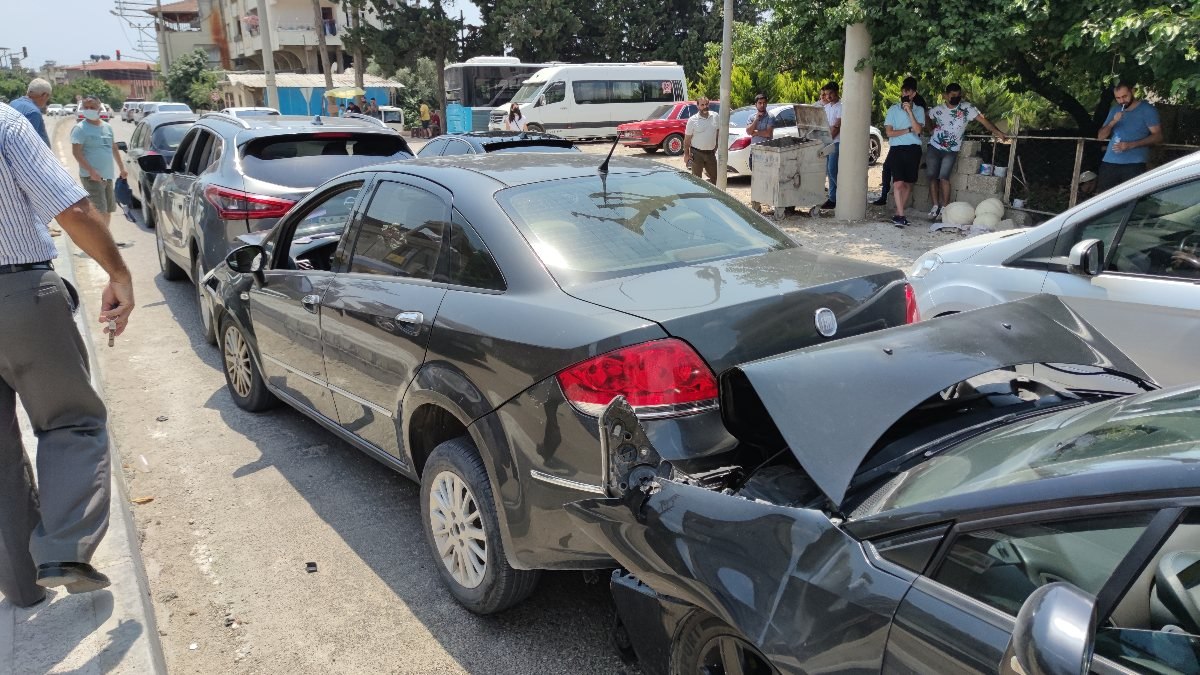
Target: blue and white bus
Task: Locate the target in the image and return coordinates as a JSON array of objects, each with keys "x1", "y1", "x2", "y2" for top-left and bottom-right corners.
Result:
[{"x1": 444, "y1": 56, "x2": 555, "y2": 131}]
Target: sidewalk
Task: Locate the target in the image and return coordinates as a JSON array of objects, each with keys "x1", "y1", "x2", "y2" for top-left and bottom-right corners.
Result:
[{"x1": 0, "y1": 230, "x2": 167, "y2": 673}]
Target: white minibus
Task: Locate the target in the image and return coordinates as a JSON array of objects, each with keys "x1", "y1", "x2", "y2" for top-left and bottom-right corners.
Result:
[{"x1": 488, "y1": 63, "x2": 687, "y2": 139}]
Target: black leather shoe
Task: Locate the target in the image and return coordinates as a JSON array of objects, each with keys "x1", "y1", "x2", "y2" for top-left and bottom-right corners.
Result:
[
  {"x1": 870, "y1": 196, "x2": 888, "y2": 206},
  {"x1": 36, "y1": 562, "x2": 111, "y2": 594},
  {"x1": 820, "y1": 200, "x2": 837, "y2": 210}
]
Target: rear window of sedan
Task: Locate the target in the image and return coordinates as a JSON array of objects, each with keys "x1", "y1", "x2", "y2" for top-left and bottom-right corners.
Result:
[
  {"x1": 151, "y1": 123, "x2": 192, "y2": 151},
  {"x1": 240, "y1": 133, "x2": 411, "y2": 188},
  {"x1": 496, "y1": 170, "x2": 794, "y2": 284}
]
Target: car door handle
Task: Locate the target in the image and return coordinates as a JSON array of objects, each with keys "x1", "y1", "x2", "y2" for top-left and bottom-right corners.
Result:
[
  {"x1": 301, "y1": 294, "x2": 320, "y2": 314},
  {"x1": 395, "y1": 311, "x2": 423, "y2": 325}
]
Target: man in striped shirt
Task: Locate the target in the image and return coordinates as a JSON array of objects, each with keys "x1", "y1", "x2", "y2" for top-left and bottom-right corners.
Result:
[{"x1": 0, "y1": 103, "x2": 134, "y2": 607}]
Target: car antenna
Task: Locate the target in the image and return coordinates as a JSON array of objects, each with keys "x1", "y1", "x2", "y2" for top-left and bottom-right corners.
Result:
[{"x1": 598, "y1": 135, "x2": 619, "y2": 176}]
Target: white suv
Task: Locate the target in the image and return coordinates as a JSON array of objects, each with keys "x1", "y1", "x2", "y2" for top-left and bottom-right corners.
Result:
[{"x1": 909, "y1": 151, "x2": 1200, "y2": 387}]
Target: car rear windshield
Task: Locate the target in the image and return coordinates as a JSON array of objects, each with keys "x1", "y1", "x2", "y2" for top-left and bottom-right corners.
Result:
[
  {"x1": 496, "y1": 170, "x2": 794, "y2": 284},
  {"x1": 728, "y1": 106, "x2": 757, "y2": 127},
  {"x1": 240, "y1": 133, "x2": 411, "y2": 188},
  {"x1": 157, "y1": 104, "x2": 191, "y2": 113},
  {"x1": 643, "y1": 104, "x2": 673, "y2": 121},
  {"x1": 151, "y1": 123, "x2": 192, "y2": 151},
  {"x1": 486, "y1": 144, "x2": 578, "y2": 154},
  {"x1": 237, "y1": 109, "x2": 279, "y2": 117}
]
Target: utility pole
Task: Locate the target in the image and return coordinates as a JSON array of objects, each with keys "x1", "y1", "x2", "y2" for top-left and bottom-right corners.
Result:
[
  {"x1": 255, "y1": 0, "x2": 279, "y2": 109},
  {"x1": 716, "y1": 0, "x2": 734, "y2": 190}
]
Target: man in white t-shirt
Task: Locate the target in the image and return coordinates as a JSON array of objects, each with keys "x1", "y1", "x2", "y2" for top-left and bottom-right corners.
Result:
[
  {"x1": 820, "y1": 82, "x2": 842, "y2": 209},
  {"x1": 503, "y1": 103, "x2": 527, "y2": 132},
  {"x1": 683, "y1": 95, "x2": 719, "y2": 184},
  {"x1": 926, "y1": 82, "x2": 1007, "y2": 219}
]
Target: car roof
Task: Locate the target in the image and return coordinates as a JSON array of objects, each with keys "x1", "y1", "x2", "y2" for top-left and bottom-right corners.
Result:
[
  {"x1": 198, "y1": 113, "x2": 397, "y2": 137},
  {"x1": 141, "y1": 112, "x2": 198, "y2": 126},
  {"x1": 367, "y1": 152, "x2": 670, "y2": 188}
]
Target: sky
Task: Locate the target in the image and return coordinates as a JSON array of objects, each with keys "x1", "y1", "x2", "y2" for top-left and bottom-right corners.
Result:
[{"x1": 5, "y1": 1, "x2": 484, "y2": 72}]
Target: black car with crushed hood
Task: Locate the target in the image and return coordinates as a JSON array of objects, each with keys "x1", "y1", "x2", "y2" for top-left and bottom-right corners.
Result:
[
  {"x1": 202, "y1": 153, "x2": 919, "y2": 614},
  {"x1": 567, "y1": 296, "x2": 1200, "y2": 675}
]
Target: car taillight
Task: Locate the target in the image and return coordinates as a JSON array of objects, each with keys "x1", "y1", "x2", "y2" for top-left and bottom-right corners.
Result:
[
  {"x1": 904, "y1": 283, "x2": 920, "y2": 323},
  {"x1": 204, "y1": 185, "x2": 295, "y2": 220},
  {"x1": 556, "y1": 338, "x2": 719, "y2": 418},
  {"x1": 729, "y1": 136, "x2": 751, "y2": 151}
]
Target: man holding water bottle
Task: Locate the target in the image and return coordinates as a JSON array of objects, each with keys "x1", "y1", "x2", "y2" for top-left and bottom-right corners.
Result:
[{"x1": 1096, "y1": 82, "x2": 1163, "y2": 193}]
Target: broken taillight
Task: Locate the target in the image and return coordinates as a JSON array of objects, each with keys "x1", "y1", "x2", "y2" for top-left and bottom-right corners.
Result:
[
  {"x1": 904, "y1": 283, "x2": 921, "y2": 323},
  {"x1": 556, "y1": 338, "x2": 719, "y2": 419}
]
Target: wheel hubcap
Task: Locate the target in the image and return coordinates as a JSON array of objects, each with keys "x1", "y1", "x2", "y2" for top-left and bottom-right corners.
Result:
[
  {"x1": 698, "y1": 634, "x2": 774, "y2": 675},
  {"x1": 669, "y1": 137, "x2": 682, "y2": 153},
  {"x1": 429, "y1": 471, "x2": 487, "y2": 589},
  {"x1": 223, "y1": 326, "x2": 253, "y2": 398}
]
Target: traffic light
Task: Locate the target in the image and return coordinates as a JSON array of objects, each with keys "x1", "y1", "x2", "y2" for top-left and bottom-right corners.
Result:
[{"x1": 116, "y1": 49, "x2": 121, "y2": 60}]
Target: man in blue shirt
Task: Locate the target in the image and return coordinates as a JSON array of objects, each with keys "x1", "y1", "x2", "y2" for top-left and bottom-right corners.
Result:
[
  {"x1": 70, "y1": 96, "x2": 126, "y2": 229},
  {"x1": 883, "y1": 77, "x2": 926, "y2": 228},
  {"x1": 1095, "y1": 83, "x2": 1163, "y2": 193},
  {"x1": 9, "y1": 79, "x2": 52, "y2": 146}
]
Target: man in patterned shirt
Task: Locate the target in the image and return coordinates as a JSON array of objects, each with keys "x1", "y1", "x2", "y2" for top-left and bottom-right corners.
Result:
[
  {"x1": 0, "y1": 103, "x2": 134, "y2": 607},
  {"x1": 925, "y1": 83, "x2": 1008, "y2": 220}
]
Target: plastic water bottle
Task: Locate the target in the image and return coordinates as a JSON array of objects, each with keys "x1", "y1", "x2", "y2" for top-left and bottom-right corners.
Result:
[{"x1": 1112, "y1": 132, "x2": 1122, "y2": 152}]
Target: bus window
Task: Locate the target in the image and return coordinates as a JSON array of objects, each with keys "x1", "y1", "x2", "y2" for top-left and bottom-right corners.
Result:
[
  {"x1": 645, "y1": 80, "x2": 675, "y2": 103},
  {"x1": 611, "y1": 81, "x2": 643, "y2": 102},
  {"x1": 572, "y1": 81, "x2": 609, "y2": 105},
  {"x1": 544, "y1": 81, "x2": 566, "y2": 105}
]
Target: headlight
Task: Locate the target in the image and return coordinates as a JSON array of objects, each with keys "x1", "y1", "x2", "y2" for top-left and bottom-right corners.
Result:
[{"x1": 909, "y1": 252, "x2": 943, "y2": 279}]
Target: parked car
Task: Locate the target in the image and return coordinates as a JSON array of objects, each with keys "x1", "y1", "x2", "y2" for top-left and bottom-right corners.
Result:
[
  {"x1": 117, "y1": 112, "x2": 197, "y2": 227},
  {"x1": 617, "y1": 100, "x2": 722, "y2": 156},
  {"x1": 373, "y1": 105, "x2": 405, "y2": 133},
  {"x1": 415, "y1": 131, "x2": 578, "y2": 157},
  {"x1": 120, "y1": 100, "x2": 145, "y2": 122},
  {"x1": 220, "y1": 106, "x2": 280, "y2": 118},
  {"x1": 566, "y1": 295, "x2": 1200, "y2": 675},
  {"x1": 63, "y1": 103, "x2": 77, "y2": 116},
  {"x1": 204, "y1": 153, "x2": 918, "y2": 614},
  {"x1": 137, "y1": 113, "x2": 412, "y2": 345},
  {"x1": 725, "y1": 103, "x2": 884, "y2": 175},
  {"x1": 46, "y1": 103, "x2": 64, "y2": 116},
  {"x1": 909, "y1": 150, "x2": 1200, "y2": 388}
]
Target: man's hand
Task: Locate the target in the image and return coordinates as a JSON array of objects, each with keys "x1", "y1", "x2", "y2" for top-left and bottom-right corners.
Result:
[
  {"x1": 1111, "y1": 110, "x2": 1125, "y2": 125},
  {"x1": 119, "y1": 168, "x2": 128, "y2": 180},
  {"x1": 87, "y1": 168, "x2": 102, "y2": 181},
  {"x1": 99, "y1": 278, "x2": 134, "y2": 337},
  {"x1": 1113, "y1": 141, "x2": 1130, "y2": 153},
  {"x1": 994, "y1": 131, "x2": 1009, "y2": 142}
]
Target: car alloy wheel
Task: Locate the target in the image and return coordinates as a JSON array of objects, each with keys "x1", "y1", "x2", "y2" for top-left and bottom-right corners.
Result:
[
  {"x1": 194, "y1": 258, "x2": 216, "y2": 345},
  {"x1": 664, "y1": 133, "x2": 685, "y2": 156},
  {"x1": 429, "y1": 470, "x2": 488, "y2": 589},
  {"x1": 695, "y1": 634, "x2": 775, "y2": 675},
  {"x1": 868, "y1": 136, "x2": 882, "y2": 165},
  {"x1": 223, "y1": 324, "x2": 253, "y2": 399},
  {"x1": 672, "y1": 612, "x2": 779, "y2": 675}
]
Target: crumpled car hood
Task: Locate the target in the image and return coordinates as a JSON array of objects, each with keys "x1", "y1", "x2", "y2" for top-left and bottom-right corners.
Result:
[{"x1": 718, "y1": 294, "x2": 1154, "y2": 509}]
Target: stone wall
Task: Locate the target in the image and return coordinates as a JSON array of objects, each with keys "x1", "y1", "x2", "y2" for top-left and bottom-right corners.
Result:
[{"x1": 891, "y1": 140, "x2": 1030, "y2": 225}]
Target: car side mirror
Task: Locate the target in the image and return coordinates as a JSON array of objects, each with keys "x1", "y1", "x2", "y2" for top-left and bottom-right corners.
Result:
[
  {"x1": 136, "y1": 154, "x2": 169, "y2": 174},
  {"x1": 1067, "y1": 239, "x2": 1105, "y2": 276},
  {"x1": 226, "y1": 244, "x2": 266, "y2": 284},
  {"x1": 116, "y1": 141, "x2": 128, "y2": 152},
  {"x1": 537, "y1": 95, "x2": 546, "y2": 107},
  {"x1": 1000, "y1": 583, "x2": 1097, "y2": 675}
]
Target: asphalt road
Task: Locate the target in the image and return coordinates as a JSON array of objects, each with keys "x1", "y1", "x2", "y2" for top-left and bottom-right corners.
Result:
[{"x1": 48, "y1": 117, "x2": 626, "y2": 673}]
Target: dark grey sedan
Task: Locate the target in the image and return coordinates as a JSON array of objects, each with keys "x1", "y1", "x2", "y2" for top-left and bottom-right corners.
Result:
[
  {"x1": 205, "y1": 153, "x2": 917, "y2": 614},
  {"x1": 568, "y1": 297, "x2": 1200, "y2": 675}
]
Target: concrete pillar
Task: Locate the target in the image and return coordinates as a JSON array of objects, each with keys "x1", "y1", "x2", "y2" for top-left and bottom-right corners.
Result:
[{"x1": 834, "y1": 22, "x2": 872, "y2": 221}]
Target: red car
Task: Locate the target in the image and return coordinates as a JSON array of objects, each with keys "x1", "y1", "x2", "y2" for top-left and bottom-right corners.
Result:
[{"x1": 617, "y1": 100, "x2": 721, "y2": 156}]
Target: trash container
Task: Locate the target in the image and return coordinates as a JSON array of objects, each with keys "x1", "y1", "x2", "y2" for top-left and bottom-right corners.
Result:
[{"x1": 750, "y1": 136, "x2": 826, "y2": 219}]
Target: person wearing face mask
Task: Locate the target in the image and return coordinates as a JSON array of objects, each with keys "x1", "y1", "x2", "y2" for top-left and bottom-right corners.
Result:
[
  {"x1": 10, "y1": 79, "x2": 53, "y2": 146},
  {"x1": 925, "y1": 83, "x2": 1007, "y2": 220},
  {"x1": 70, "y1": 96, "x2": 125, "y2": 230},
  {"x1": 504, "y1": 103, "x2": 527, "y2": 132}
]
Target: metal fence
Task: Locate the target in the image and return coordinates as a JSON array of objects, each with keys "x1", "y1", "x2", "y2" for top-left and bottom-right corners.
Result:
[{"x1": 965, "y1": 120, "x2": 1198, "y2": 222}]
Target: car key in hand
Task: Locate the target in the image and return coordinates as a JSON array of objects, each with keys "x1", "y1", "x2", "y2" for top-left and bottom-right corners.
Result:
[{"x1": 107, "y1": 320, "x2": 116, "y2": 347}]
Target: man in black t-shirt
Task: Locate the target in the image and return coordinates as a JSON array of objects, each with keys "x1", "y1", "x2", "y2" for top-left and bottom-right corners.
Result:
[{"x1": 872, "y1": 78, "x2": 927, "y2": 206}]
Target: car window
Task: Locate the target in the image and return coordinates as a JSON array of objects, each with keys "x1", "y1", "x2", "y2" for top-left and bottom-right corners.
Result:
[
  {"x1": 707, "y1": 102, "x2": 721, "y2": 114},
  {"x1": 496, "y1": 169, "x2": 795, "y2": 285},
  {"x1": 240, "y1": 133, "x2": 412, "y2": 189},
  {"x1": 172, "y1": 128, "x2": 200, "y2": 172},
  {"x1": 151, "y1": 123, "x2": 192, "y2": 152},
  {"x1": 419, "y1": 137, "x2": 449, "y2": 157},
  {"x1": 644, "y1": 80, "x2": 678, "y2": 103},
  {"x1": 933, "y1": 512, "x2": 1154, "y2": 616},
  {"x1": 440, "y1": 139, "x2": 472, "y2": 156},
  {"x1": 1108, "y1": 179, "x2": 1200, "y2": 279},
  {"x1": 644, "y1": 104, "x2": 673, "y2": 121},
  {"x1": 130, "y1": 124, "x2": 146, "y2": 149},
  {"x1": 573, "y1": 81, "x2": 609, "y2": 105},
  {"x1": 544, "y1": 81, "x2": 566, "y2": 105},
  {"x1": 678, "y1": 104, "x2": 698, "y2": 120},
  {"x1": 439, "y1": 209, "x2": 505, "y2": 291},
  {"x1": 774, "y1": 107, "x2": 797, "y2": 128},
  {"x1": 282, "y1": 184, "x2": 363, "y2": 272},
  {"x1": 188, "y1": 131, "x2": 217, "y2": 175},
  {"x1": 349, "y1": 181, "x2": 448, "y2": 279}
]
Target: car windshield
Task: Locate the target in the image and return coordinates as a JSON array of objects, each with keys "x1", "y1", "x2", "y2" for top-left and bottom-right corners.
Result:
[
  {"x1": 509, "y1": 81, "x2": 543, "y2": 104},
  {"x1": 643, "y1": 104, "x2": 674, "y2": 121},
  {"x1": 381, "y1": 110, "x2": 403, "y2": 123},
  {"x1": 151, "y1": 123, "x2": 192, "y2": 151},
  {"x1": 862, "y1": 385, "x2": 1200, "y2": 516},
  {"x1": 496, "y1": 169, "x2": 795, "y2": 285},
  {"x1": 728, "y1": 106, "x2": 757, "y2": 127}
]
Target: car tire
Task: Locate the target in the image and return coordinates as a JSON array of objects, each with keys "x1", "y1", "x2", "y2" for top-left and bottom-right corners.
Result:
[
  {"x1": 220, "y1": 316, "x2": 276, "y2": 412},
  {"x1": 156, "y1": 226, "x2": 185, "y2": 281},
  {"x1": 526, "y1": 123, "x2": 545, "y2": 134},
  {"x1": 140, "y1": 184, "x2": 156, "y2": 228},
  {"x1": 194, "y1": 257, "x2": 217, "y2": 345},
  {"x1": 670, "y1": 612, "x2": 779, "y2": 675},
  {"x1": 642, "y1": 147, "x2": 659, "y2": 154},
  {"x1": 420, "y1": 436, "x2": 540, "y2": 615},
  {"x1": 663, "y1": 133, "x2": 685, "y2": 156},
  {"x1": 868, "y1": 135, "x2": 882, "y2": 166}
]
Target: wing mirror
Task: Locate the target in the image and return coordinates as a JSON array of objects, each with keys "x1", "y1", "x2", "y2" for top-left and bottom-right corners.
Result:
[
  {"x1": 116, "y1": 141, "x2": 128, "y2": 152},
  {"x1": 1067, "y1": 239, "x2": 1105, "y2": 276},
  {"x1": 1000, "y1": 583, "x2": 1097, "y2": 675},
  {"x1": 136, "y1": 154, "x2": 169, "y2": 174},
  {"x1": 226, "y1": 244, "x2": 266, "y2": 284},
  {"x1": 537, "y1": 94, "x2": 546, "y2": 107}
]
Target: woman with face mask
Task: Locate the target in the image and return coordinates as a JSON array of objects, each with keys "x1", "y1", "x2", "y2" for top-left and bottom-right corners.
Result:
[{"x1": 504, "y1": 103, "x2": 527, "y2": 132}]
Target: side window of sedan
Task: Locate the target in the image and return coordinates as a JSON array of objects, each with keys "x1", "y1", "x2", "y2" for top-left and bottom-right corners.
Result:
[
  {"x1": 421, "y1": 138, "x2": 449, "y2": 157},
  {"x1": 1107, "y1": 179, "x2": 1200, "y2": 279},
  {"x1": 774, "y1": 107, "x2": 796, "y2": 128},
  {"x1": 349, "y1": 181, "x2": 448, "y2": 279},
  {"x1": 932, "y1": 512, "x2": 1154, "y2": 616},
  {"x1": 678, "y1": 104, "x2": 698, "y2": 120},
  {"x1": 439, "y1": 209, "x2": 505, "y2": 291},
  {"x1": 440, "y1": 140, "x2": 472, "y2": 156}
]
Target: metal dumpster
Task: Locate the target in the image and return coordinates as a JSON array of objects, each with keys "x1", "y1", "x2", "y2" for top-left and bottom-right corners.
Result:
[{"x1": 750, "y1": 104, "x2": 837, "y2": 219}]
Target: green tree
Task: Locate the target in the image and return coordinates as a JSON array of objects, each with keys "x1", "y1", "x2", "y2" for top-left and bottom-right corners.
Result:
[
  {"x1": 364, "y1": 0, "x2": 459, "y2": 130},
  {"x1": 492, "y1": 0, "x2": 582, "y2": 61},
  {"x1": 55, "y1": 78, "x2": 123, "y2": 109},
  {"x1": 165, "y1": 49, "x2": 217, "y2": 109},
  {"x1": 0, "y1": 70, "x2": 31, "y2": 102}
]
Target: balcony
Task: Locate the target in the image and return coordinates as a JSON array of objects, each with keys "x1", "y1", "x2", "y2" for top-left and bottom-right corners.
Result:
[{"x1": 272, "y1": 22, "x2": 342, "y2": 47}]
